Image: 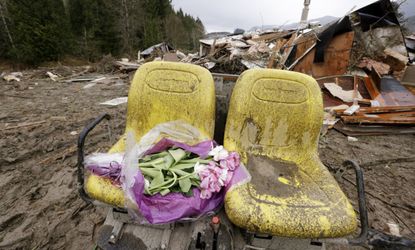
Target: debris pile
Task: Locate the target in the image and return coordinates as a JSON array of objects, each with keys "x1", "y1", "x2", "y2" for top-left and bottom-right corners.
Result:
[
  {"x1": 113, "y1": 0, "x2": 415, "y2": 136},
  {"x1": 2, "y1": 72, "x2": 23, "y2": 82}
]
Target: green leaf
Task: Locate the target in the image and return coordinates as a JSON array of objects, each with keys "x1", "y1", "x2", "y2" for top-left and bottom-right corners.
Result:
[
  {"x1": 160, "y1": 189, "x2": 170, "y2": 196},
  {"x1": 163, "y1": 154, "x2": 175, "y2": 169},
  {"x1": 140, "y1": 155, "x2": 152, "y2": 162},
  {"x1": 139, "y1": 157, "x2": 165, "y2": 167},
  {"x1": 179, "y1": 177, "x2": 191, "y2": 193},
  {"x1": 179, "y1": 158, "x2": 211, "y2": 164},
  {"x1": 170, "y1": 168, "x2": 191, "y2": 176},
  {"x1": 148, "y1": 151, "x2": 168, "y2": 159},
  {"x1": 168, "y1": 148, "x2": 186, "y2": 162},
  {"x1": 151, "y1": 162, "x2": 166, "y2": 171},
  {"x1": 148, "y1": 171, "x2": 177, "y2": 192},
  {"x1": 149, "y1": 171, "x2": 164, "y2": 189},
  {"x1": 140, "y1": 167, "x2": 161, "y2": 178},
  {"x1": 170, "y1": 163, "x2": 195, "y2": 170},
  {"x1": 151, "y1": 157, "x2": 165, "y2": 165}
]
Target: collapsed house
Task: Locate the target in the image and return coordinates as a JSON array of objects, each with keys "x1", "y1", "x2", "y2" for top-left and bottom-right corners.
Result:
[{"x1": 115, "y1": 0, "x2": 415, "y2": 136}]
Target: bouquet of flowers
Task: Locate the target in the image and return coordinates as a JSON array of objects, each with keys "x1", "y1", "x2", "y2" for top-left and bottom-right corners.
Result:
[
  {"x1": 138, "y1": 145, "x2": 239, "y2": 199},
  {"x1": 84, "y1": 121, "x2": 249, "y2": 224}
]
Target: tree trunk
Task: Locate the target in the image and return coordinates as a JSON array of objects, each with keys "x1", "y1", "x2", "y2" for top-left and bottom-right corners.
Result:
[
  {"x1": 0, "y1": 0, "x2": 15, "y2": 48},
  {"x1": 121, "y1": 0, "x2": 130, "y2": 53}
]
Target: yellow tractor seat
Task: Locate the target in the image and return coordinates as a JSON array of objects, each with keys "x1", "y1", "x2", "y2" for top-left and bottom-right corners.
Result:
[
  {"x1": 224, "y1": 69, "x2": 357, "y2": 238},
  {"x1": 85, "y1": 61, "x2": 216, "y2": 207}
]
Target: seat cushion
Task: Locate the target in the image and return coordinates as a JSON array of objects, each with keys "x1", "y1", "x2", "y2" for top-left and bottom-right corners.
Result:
[
  {"x1": 84, "y1": 62, "x2": 216, "y2": 208},
  {"x1": 86, "y1": 174, "x2": 124, "y2": 207},
  {"x1": 225, "y1": 155, "x2": 357, "y2": 238}
]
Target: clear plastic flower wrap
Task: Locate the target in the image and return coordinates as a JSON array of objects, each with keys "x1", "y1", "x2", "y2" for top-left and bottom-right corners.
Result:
[{"x1": 84, "y1": 121, "x2": 251, "y2": 224}]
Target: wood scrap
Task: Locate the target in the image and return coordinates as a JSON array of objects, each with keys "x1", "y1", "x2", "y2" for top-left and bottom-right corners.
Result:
[
  {"x1": 364, "y1": 76, "x2": 383, "y2": 104},
  {"x1": 383, "y1": 48, "x2": 408, "y2": 72},
  {"x1": 267, "y1": 39, "x2": 286, "y2": 68},
  {"x1": 358, "y1": 98, "x2": 372, "y2": 105},
  {"x1": 1, "y1": 120, "x2": 46, "y2": 131},
  {"x1": 251, "y1": 31, "x2": 295, "y2": 42},
  {"x1": 60, "y1": 66, "x2": 92, "y2": 81},
  {"x1": 334, "y1": 122, "x2": 415, "y2": 136},
  {"x1": 277, "y1": 33, "x2": 297, "y2": 69},
  {"x1": 343, "y1": 105, "x2": 360, "y2": 116},
  {"x1": 114, "y1": 61, "x2": 140, "y2": 71},
  {"x1": 324, "y1": 82, "x2": 363, "y2": 103},
  {"x1": 341, "y1": 112, "x2": 415, "y2": 125},
  {"x1": 353, "y1": 75, "x2": 358, "y2": 105},
  {"x1": 358, "y1": 57, "x2": 390, "y2": 75},
  {"x1": 209, "y1": 39, "x2": 217, "y2": 56},
  {"x1": 333, "y1": 105, "x2": 415, "y2": 116}
]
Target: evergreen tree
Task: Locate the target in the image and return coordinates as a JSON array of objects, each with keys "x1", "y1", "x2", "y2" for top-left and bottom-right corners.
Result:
[
  {"x1": 6, "y1": 0, "x2": 71, "y2": 65},
  {"x1": 68, "y1": 0, "x2": 121, "y2": 59},
  {"x1": 0, "y1": 1, "x2": 9, "y2": 57},
  {"x1": 0, "y1": 0, "x2": 206, "y2": 64},
  {"x1": 141, "y1": 0, "x2": 164, "y2": 47}
]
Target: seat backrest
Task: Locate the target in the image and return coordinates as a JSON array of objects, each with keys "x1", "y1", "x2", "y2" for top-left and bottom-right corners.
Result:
[
  {"x1": 114, "y1": 62, "x2": 215, "y2": 151},
  {"x1": 224, "y1": 69, "x2": 323, "y2": 165}
]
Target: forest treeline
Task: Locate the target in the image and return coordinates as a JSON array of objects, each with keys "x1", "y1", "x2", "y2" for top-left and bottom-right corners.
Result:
[{"x1": 0, "y1": 0, "x2": 205, "y2": 65}]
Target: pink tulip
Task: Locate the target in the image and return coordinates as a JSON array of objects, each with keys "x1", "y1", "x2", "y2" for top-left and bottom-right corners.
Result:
[
  {"x1": 208, "y1": 146, "x2": 229, "y2": 161},
  {"x1": 219, "y1": 151, "x2": 240, "y2": 170},
  {"x1": 225, "y1": 170, "x2": 234, "y2": 186},
  {"x1": 197, "y1": 151, "x2": 241, "y2": 199}
]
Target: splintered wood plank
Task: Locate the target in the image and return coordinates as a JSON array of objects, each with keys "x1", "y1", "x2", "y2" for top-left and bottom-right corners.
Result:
[
  {"x1": 251, "y1": 31, "x2": 294, "y2": 42},
  {"x1": 267, "y1": 39, "x2": 287, "y2": 68},
  {"x1": 334, "y1": 122, "x2": 415, "y2": 136},
  {"x1": 341, "y1": 111, "x2": 415, "y2": 124},
  {"x1": 333, "y1": 105, "x2": 415, "y2": 116}
]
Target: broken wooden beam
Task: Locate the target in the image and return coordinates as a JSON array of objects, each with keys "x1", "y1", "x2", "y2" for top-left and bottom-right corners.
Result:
[
  {"x1": 341, "y1": 111, "x2": 415, "y2": 125},
  {"x1": 333, "y1": 105, "x2": 415, "y2": 116}
]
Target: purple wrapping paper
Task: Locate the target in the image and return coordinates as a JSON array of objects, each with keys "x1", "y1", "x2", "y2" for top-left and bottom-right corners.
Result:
[
  {"x1": 86, "y1": 138, "x2": 249, "y2": 224},
  {"x1": 87, "y1": 162, "x2": 122, "y2": 184},
  {"x1": 130, "y1": 138, "x2": 224, "y2": 224}
]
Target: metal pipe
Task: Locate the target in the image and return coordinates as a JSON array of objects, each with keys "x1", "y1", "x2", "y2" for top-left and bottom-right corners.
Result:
[
  {"x1": 77, "y1": 113, "x2": 111, "y2": 203},
  {"x1": 300, "y1": 0, "x2": 311, "y2": 27},
  {"x1": 344, "y1": 160, "x2": 369, "y2": 245}
]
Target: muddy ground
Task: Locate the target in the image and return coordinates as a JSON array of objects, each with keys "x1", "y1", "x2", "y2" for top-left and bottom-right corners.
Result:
[{"x1": 0, "y1": 65, "x2": 414, "y2": 249}]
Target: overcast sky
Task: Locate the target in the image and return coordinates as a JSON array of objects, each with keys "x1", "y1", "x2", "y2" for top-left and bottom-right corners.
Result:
[{"x1": 171, "y1": 0, "x2": 414, "y2": 33}]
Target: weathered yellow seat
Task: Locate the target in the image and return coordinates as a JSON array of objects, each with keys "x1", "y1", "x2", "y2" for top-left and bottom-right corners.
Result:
[
  {"x1": 85, "y1": 61, "x2": 215, "y2": 207},
  {"x1": 224, "y1": 69, "x2": 357, "y2": 238}
]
